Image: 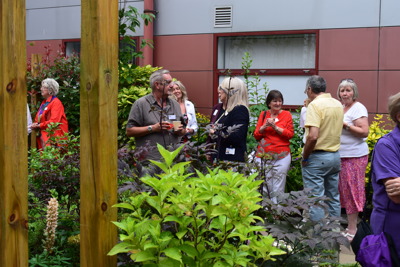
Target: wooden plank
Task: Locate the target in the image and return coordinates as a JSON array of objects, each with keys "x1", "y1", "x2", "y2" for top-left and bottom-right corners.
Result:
[
  {"x1": 0, "y1": 0, "x2": 29, "y2": 266},
  {"x1": 29, "y1": 54, "x2": 42, "y2": 149},
  {"x1": 80, "y1": 0, "x2": 118, "y2": 266}
]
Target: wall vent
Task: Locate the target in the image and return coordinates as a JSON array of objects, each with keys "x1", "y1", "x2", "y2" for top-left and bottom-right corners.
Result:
[{"x1": 214, "y1": 6, "x2": 232, "y2": 28}]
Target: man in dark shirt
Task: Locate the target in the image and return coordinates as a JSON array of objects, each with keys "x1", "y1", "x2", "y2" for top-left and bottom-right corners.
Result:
[{"x1": 126, "y1": 69, "x2": 186, "y2": 161}]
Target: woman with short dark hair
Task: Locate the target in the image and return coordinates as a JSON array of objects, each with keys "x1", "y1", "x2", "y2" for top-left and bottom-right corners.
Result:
[{"x1": 254, "y1": 89, "x2": 294, "y2": 202}]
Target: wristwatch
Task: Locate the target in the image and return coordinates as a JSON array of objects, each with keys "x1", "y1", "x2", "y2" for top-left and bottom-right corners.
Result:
[
  {"x1": 345, "y1": 124, "x2": 350, "y2": 131},
  {"x1": 147, "y1": 125, "x2": 153, "y2": 132}
]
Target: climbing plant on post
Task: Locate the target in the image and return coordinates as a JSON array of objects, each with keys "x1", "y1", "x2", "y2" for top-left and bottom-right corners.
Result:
[
  {"x1": 80, "y1": 0, "x2": 119, "y2": 266},
  {"x1": 0, "y1": 0, "x2": 29, "y2": 266}
]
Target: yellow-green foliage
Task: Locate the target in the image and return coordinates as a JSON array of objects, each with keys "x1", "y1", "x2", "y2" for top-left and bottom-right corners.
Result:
[
  {"x1": 191, "y1": 112, "x2": 211, "y2": 144},
  {"x1": 365, "y1": 114, "x2": 391, "y2": 176},
  {"x1": 367, "y1": 114, "x2": 391, "y2": 154}
]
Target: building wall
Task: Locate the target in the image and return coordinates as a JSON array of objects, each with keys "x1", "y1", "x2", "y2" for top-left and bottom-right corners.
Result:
[{"x1": 26, "y1": 0, "x2": 400, "y2": 116}]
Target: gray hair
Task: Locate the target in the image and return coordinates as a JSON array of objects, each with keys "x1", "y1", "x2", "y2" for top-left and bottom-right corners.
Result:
[
  {"x1": 337, "y1": 79, "x2": 359, "y2": 100},
  {"x1": 41, "y1": 78, "x2": 59, "y2": 96},
  {"x1": 306, "y1": 75, "x2": 326, "y2": 94},
  {"x1": 388, "y1": 92, "x2": 400, "y2": 125},
  {"x1": 149, "y1": 69, "x2": 170, "y2": 90},
  {"x1": 219, "y1": 77, "x2": 249, "y2": 113}
]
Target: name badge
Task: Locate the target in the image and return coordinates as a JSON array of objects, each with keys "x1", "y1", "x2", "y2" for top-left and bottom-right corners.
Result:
[
  {"x1": 213, "y1": 110, "x2": 218, "y2": 116},
  {"x1": 168, "y1": 115, "x2": 176, "y2": 120},
  {"x1": 225, "y1": 148, "x2": 236, "y2": 155}
]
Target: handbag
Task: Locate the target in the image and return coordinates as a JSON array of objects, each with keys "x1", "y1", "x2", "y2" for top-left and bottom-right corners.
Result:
[
  {"x1": 351, "y1": 219, "x2": 373, "y2": 255},
  {"x1": 356, "y1": 232, "x2": 400, "y2": 267}
]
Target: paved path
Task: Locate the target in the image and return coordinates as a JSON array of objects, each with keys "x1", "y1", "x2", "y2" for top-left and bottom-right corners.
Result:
[{"x1": 339, "y1": 245, "x2": 357, "y2": 265}]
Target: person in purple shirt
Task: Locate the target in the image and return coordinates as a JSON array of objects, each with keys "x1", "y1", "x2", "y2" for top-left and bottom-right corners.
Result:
[{"x1": 371, "y1": 92, "x2": 400, "y2": 259}]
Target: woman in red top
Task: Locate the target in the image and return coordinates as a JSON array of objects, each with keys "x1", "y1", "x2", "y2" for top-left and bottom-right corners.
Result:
[
  {"x1": 30, "y1": 78, "x2": 69, "y2": 149},
  {"x1": 254, "y1": 90, "x2": 294, "y2": 202}
]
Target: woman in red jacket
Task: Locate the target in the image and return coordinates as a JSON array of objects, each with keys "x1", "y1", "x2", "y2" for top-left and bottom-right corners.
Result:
[
  {"x1": 30, "y1": 78, "x2": 69, "y2": 149},
  {"x1": 254, "y1": 90, "x2": 294, "y2": 202}
]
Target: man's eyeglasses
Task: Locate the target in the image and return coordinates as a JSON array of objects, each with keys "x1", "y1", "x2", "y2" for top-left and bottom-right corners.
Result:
[{"x1": 161, "y1": 80, "x2": 173, "y2": 86}]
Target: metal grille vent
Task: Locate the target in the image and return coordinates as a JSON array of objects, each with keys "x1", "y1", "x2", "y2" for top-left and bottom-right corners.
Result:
[{"x1": 214, "y1": 6, "x2": 232, "y2": 28}]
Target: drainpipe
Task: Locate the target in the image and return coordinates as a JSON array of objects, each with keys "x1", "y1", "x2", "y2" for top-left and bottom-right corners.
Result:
[{"x1": 143, "y1": 0, "x2": 155, "y2": 66}]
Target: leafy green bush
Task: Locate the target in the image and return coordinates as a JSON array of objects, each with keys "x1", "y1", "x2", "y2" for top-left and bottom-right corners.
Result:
[
  {"x1": 191, "y1": 112, "x2": 211, "y2": 145},
  {"x1": 109, "y1": 144, "x2": 285, "y2": 266},
  {"x1": 28, "y1": 133, "x2": 80, "y2": 212}
]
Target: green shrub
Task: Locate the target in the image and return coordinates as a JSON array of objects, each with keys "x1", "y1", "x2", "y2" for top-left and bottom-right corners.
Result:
[
  {"x1": 191, "y1": 112, "x2": 211, "y2": 145},
  {"x1": 28, "y1": 133, "x2": 80, "y2": 265},
  {"x1": 109, "y1": 144, "x2": 285, "y2": 266}
]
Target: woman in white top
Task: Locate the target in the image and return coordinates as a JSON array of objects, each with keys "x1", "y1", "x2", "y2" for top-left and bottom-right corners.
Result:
[
  {"x1": 337, "y1": 78, "x2": 369, "y2": 241},
  {"x1": 171, "y1": 81, "x2": 198, "y2": 140}
]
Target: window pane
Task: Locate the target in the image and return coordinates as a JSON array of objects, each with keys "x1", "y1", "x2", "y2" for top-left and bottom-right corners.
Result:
[
  {"x1": 65, "y1": 41, "x2": 80, "y2": 57},
  {"x1": 218, "y1": 34, "x2": 316, "y2": 69},
  {"x1": 219, "y1": 75, "x2": 310, "y2": 106}
]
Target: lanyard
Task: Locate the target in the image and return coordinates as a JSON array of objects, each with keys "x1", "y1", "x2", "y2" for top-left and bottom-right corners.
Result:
[{"x1": 38, "y1": 96, "x2": 56, "y2": 116}]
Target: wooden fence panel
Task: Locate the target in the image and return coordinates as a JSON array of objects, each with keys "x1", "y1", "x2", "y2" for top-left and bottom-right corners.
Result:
[
  {"x1": 80, "y1": 0, "x2": 119, "y2": 266},
  {"x1": 0, "y1": 0, "x2": 28, "y2": 266}
]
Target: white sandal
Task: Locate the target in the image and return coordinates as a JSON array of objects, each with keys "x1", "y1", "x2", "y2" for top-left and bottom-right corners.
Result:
[{"x1": 341, "y1": 229, "x2": 355, "y2": 241}]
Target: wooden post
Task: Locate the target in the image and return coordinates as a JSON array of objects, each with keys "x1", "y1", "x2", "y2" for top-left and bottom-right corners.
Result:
[
  {"x1": 29, "y1": 54, "x2": 42, "y2": 149},
  {"x1": 80, "y1": 0, "x2": 118, "y2": 266},
  {"x1": 0, "y1": 0, "x2": 28, "y2": 266}
]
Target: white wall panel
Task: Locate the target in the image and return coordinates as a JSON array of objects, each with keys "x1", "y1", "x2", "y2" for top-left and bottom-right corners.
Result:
[
  {"x1": 154, "y1": 0, "x2": 382, "y2": 35},
  {"x1": 25, "y1": 0, "x2": 400, "y2": 42},
  {"x1": 27, "y1": 6, "x2": 81, "y2": 40},
  {"x1": 26, "y1": 0, "x2": 144, "y2": 40},
  {"x1": 380, "y1": 0, "x2": 400, "y2": 26}
]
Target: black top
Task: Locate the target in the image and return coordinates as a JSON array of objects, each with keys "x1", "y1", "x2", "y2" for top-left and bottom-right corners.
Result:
[
  {"x1": 210, "y1": 103, "x2": 225, "y2": 124},
  {"x1": 216, "y1": 105, "x2": 249, "y2": 162}
]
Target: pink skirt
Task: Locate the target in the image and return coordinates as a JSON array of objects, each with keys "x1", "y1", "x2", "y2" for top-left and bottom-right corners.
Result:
[{"x1": 339, "y1": 155, "x2": 368, "y2": 214}]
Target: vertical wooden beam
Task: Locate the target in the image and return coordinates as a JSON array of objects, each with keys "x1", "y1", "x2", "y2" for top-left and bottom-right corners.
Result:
[
  {"x1": 80, "y1": 0, "x2": 118, "y2": 266},
  {"x1": 0, "y1": 0, "x2": 28, "y2": 266},
  {"x1": 29, "y1": 54, "x2": 42, "y2": 149}
]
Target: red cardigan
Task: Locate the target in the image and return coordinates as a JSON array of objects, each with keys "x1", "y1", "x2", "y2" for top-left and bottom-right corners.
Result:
[
  {"x1": 253, "y1": 110, "x2": 294, "y2": 157},
  {"x1": 34, "y1": 96, "x2": 69, "y2": 148}
]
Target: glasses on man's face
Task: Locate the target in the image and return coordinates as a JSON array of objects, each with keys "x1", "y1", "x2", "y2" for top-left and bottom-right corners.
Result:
[{"x1": 161, "y1": 80, "x2": 173, "y2": 86}]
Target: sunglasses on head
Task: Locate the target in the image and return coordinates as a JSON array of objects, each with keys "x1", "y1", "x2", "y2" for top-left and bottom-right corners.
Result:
[{"x1": 341, "y1": 78, "x2": 354, "y2": 83}]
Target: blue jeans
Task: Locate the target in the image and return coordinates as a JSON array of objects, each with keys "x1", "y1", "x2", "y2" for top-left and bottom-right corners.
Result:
[{"x1": 302, "y1": 151, "x2": 341, "y2": 221}]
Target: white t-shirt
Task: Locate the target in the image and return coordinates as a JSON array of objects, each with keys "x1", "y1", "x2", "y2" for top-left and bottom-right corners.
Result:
[{"x1": 339, "y1": 101, "x2": 369, "y2": 158}]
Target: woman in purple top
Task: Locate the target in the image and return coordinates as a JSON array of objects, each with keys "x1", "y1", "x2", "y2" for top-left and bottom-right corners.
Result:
[{"x1": 371, "y1": 92, "x2": 400, "y2": 258}]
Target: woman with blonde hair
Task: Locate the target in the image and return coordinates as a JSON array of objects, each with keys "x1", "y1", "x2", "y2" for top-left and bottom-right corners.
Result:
[
  {"x1": 210, "y1": 77, "x2": 249, "y2": 162},
  {"x1": 170, "y1": 80, "x2": 198, "y2": 140}
]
